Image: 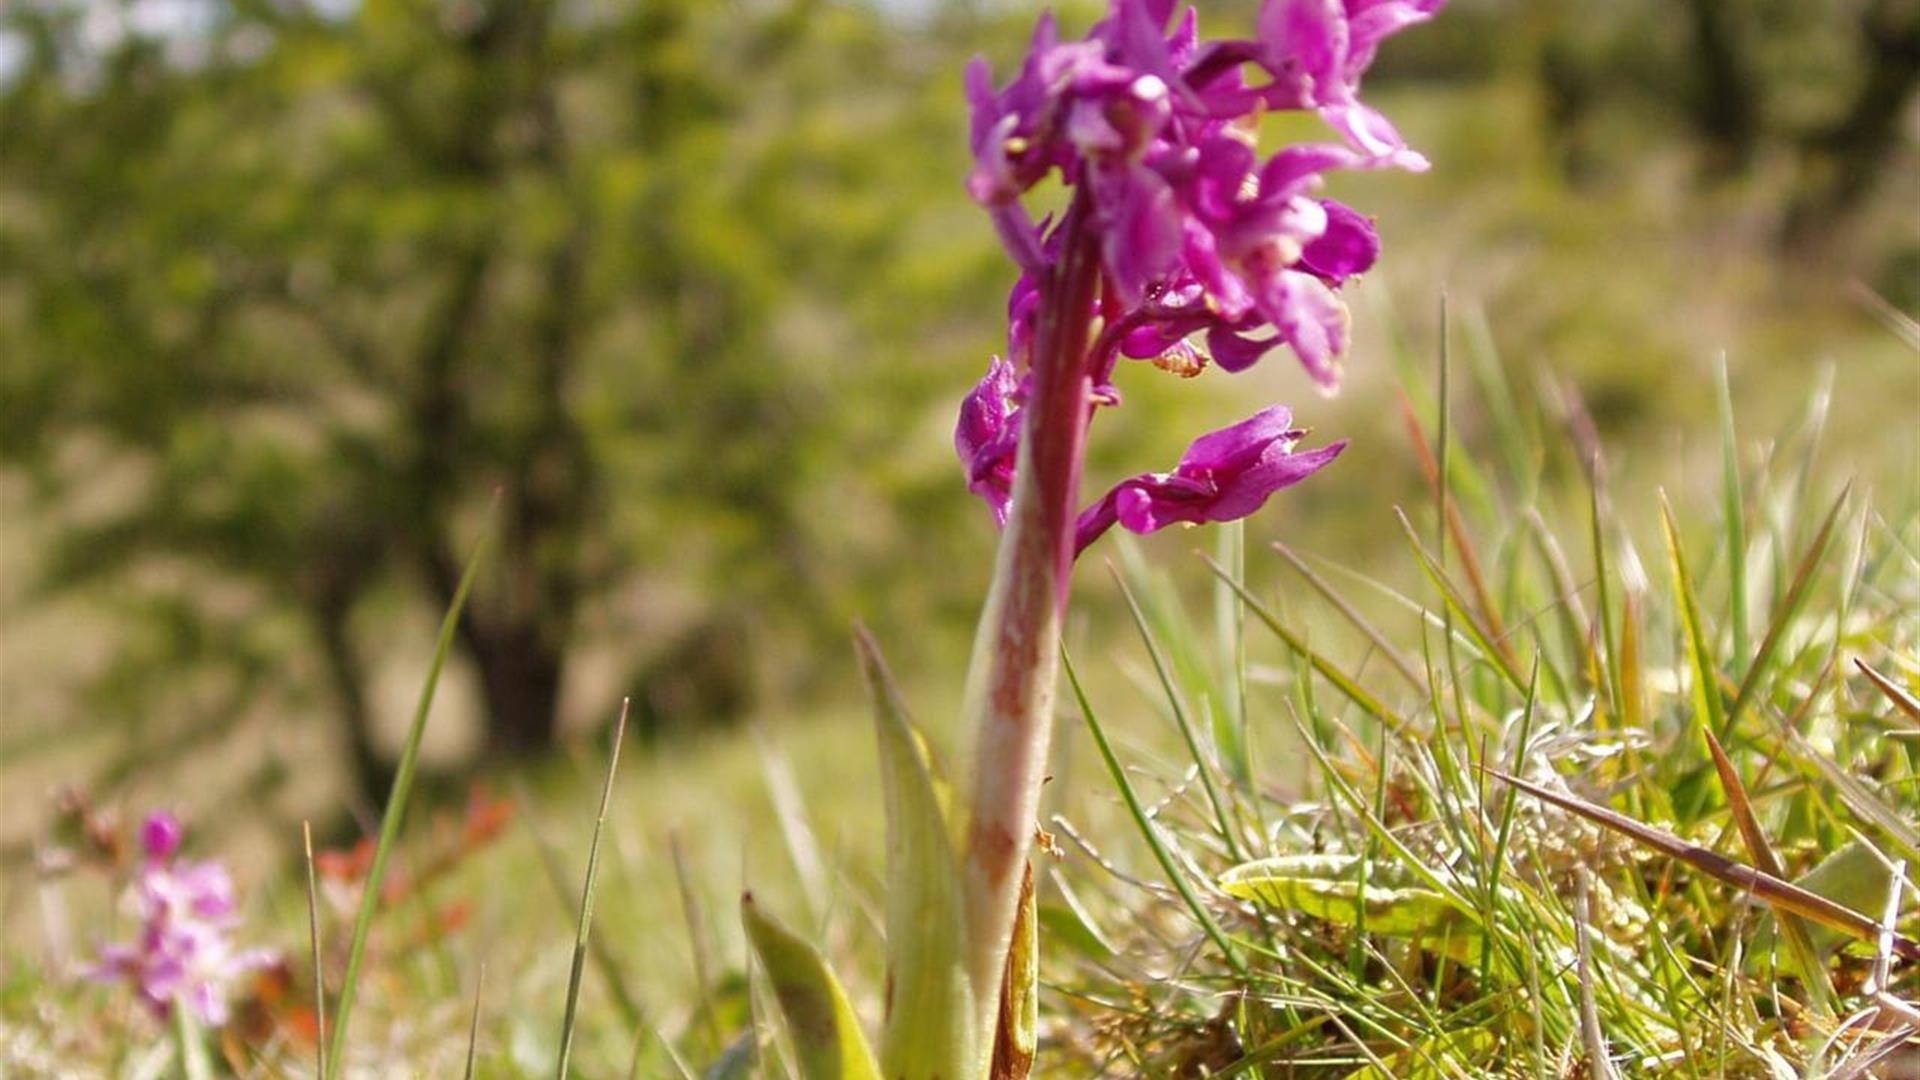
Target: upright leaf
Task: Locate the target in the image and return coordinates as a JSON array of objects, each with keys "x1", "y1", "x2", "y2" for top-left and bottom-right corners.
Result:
[
  {"x1": 741, "y1": 895, "x2": 882, "y2": 1080},
  {"x1": 853, "y1": 626, "x2": 973, "y2": 1078}
]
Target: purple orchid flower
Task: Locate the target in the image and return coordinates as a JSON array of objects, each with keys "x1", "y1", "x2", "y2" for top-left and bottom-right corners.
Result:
[
  {"x1": 948, "y1": 3, "x2": 1439, "y2": 1061},
  {"x1": 961, "y1": 0, "x2": 1427, "y2": 399},
  {"x1": 1075, "y1": 406, "x2": 1346, "y2": 551},
  {"x1": 92, "y1": 811, "x2": 275, "y2": 1027}
]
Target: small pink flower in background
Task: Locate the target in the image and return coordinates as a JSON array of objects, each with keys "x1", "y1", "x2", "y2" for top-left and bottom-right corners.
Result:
[{"x1": 92, "y1": 811, "x2": 275, "y2": 1026}]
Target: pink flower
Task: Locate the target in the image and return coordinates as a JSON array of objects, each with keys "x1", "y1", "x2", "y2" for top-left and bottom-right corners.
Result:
[
  {"x1": 1075, "y1": 405, "x2": 1345, "y2": 550},
  {"x1": 92, "y1": 812, "x2": 275, "y2": 1026},
  {"x1": 957, "y1": 0, "x2": 1439, "y2": 546}
]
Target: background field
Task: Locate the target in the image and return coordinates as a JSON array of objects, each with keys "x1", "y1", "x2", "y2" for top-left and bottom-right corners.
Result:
[{"x1": 1, "y1": 0, "x2": 1916, "y2": 1075}]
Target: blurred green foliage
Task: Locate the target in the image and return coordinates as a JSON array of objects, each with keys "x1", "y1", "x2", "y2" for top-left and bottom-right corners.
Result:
[
  {"x1": 0, "y1": 0, "x2": 1022, "y2": 802},
  {"x1": 0, "y1": 0, "x2": 1912, "y2": 818}
]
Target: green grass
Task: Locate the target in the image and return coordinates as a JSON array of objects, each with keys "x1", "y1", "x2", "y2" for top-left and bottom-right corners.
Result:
[{"x1": 8, "y1": 320, "x2": 1919, "y2": 1077}]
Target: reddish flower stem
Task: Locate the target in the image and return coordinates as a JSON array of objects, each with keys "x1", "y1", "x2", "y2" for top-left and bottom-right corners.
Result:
[{"x1": 960, "y1": 189, "x2": 1101, "y2": 1043}]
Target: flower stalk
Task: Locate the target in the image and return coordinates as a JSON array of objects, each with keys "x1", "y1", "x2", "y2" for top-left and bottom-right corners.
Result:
[
  {"x1": 958, "y1": 190, "x2": 1101, "y2": 1039},
  {"x1": 745, "y1": 4, "x2": 1442, "y2": 1077}
]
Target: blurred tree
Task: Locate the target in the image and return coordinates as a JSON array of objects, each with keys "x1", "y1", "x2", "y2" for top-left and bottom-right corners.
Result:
[
  {"x1": 0, "y1": 0, "x2": 1005, "y2": 804},
  {"x1": 1531, "y1": 0, "x2": 1917, "y2": 255}
]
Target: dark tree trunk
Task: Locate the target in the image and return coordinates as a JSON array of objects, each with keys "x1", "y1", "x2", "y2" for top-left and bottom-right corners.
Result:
[
  {"x1": 469, "y1": 622, "x2": 567, "y2": 757},
  {"x1": 1781, "y1": 0, "x2": 1920, "y2": 251},
  {"x1": 317, "y1": 607, "x2": 396, "y2": 805},
  {"x1": 1684, "y1": 0, "x2": 1759, "y2": 179}
]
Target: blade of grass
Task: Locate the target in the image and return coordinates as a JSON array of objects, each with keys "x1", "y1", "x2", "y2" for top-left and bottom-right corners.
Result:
[
  {"x1": 1524, "y1": 508, "x2": 1593, "y2": 677},
  {"x1": 1393, "y1": 508, "x2": 1530, "y2": 698},
  {"x1": 1590, "y1": 479, "x2": 1622, "y2": 728},
  {"x1": 1062, "y1": 646, "x2": 1247, "y2": 977},
  {"x1": 1435, "y1": 293, "x2": 1452, "y2": 560},
  {"x1": 517, "y1": 781, "x2": 647, "y2": 1030},
  {"x1": 1716, "y1": 355, "x2": 1750, "y2": 666},
  {"x1": 1202, "y1": 555, "x2": 1417, "y2": 736},
  {"x1": 303, "y1": 820, "x2": 326, "y2": 1080},
  {"x1": 1850, "y1": 281, "x2": 1920, "y2": 352},
  {"x1": 1271, "y1": 541, "x2": 1423, "y2": 691},
  {"x1": 1397, "y1": 395, "x2": 1512, "y2": 659},
  {"x1": 557, "y1": 701, "x2": 630, "y2": 1079},
  {"x1": 324, "y1": 507, "x2": 492, "y2": 1078},
  {"x1": 1463, "y1": 302, "x2": 1536, "y2": 498},
  {"x1": 1214, "y1": 520, "x2": 1254, "y2": 788},
  {"x1": 1725, "y1": 484, "x2": 1851, "y2": 731},
  {"x1": 175, "y1": 997, "x2": 214, "y2": 1080},
  {"x1": 1490, "y1": 770, "x2": 1920, "y2": 958},
  {"x1": 1110, "y1": 562, "x2": 1244, "y2": 862},
  {"x1": 463, "y1": 964, "x2": 485, "y2": 1080},
  {"x1": 754, "y1": 726, "x2": 829, "y2": 922},
  {"x1": 1659, "y1": 493, "x2": 1727, "y2": 743},
  {"x1": 1703, "y1": 730, "x2": 1833, "y2": 1012},
  {"x1": 1573, "y1": 874, "x2": 1620, "y2": 1080},
  {"x1": 1770, "y1": 714, "x2": 1920, "y2": 865},
  {"x1": 1478, "y1": 657, "x2": 1539, "y2": 977},
  {"x1": 670, "y1": 829, "x2": 725, "y2": 1055}
]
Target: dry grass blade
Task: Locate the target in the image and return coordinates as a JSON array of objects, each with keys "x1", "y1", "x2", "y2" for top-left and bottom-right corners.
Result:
[
  {"x1": 1703, "y1": 730, "x2": 1833, "y2": 1010},
  {"x1": 557, "y1": 700, "x2": 631, "y2": 1079},
  {"x1": 1858, "y1": 659, "x2": 1920, "y2": 726},
  {"x1": 1490, "y1": 769, "x2": 1920, "y2": 958},
  {"x1": 1573, "y1": 874, "x2": 1619, "y2": 1080}
]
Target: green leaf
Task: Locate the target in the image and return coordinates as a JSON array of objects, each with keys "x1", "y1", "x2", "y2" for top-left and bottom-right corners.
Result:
[
  {"x1": 853, "y1": 626, "x2": 973, "y2": 1079},
  {"x1": 1219, "y1": 854, "x2": 1475, "y2": 952},
  {"x1": 1754, "y1": 840, "x2": 1896, "y2": 960},
  {"x1": 741, "y1": 895, "x2": 882, "y2": 1080}
]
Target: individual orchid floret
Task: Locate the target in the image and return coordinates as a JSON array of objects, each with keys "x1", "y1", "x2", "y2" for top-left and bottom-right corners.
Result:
[
  {"x1": 92, "y1": 811, "x2": 275, "y2": 1027},
  {"x1": 955, "y1": 356, "x2": 1023, "y2": 525},
  {"x1": 1074, "y1": 405, "x2": 1345, "y2": 551}
]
